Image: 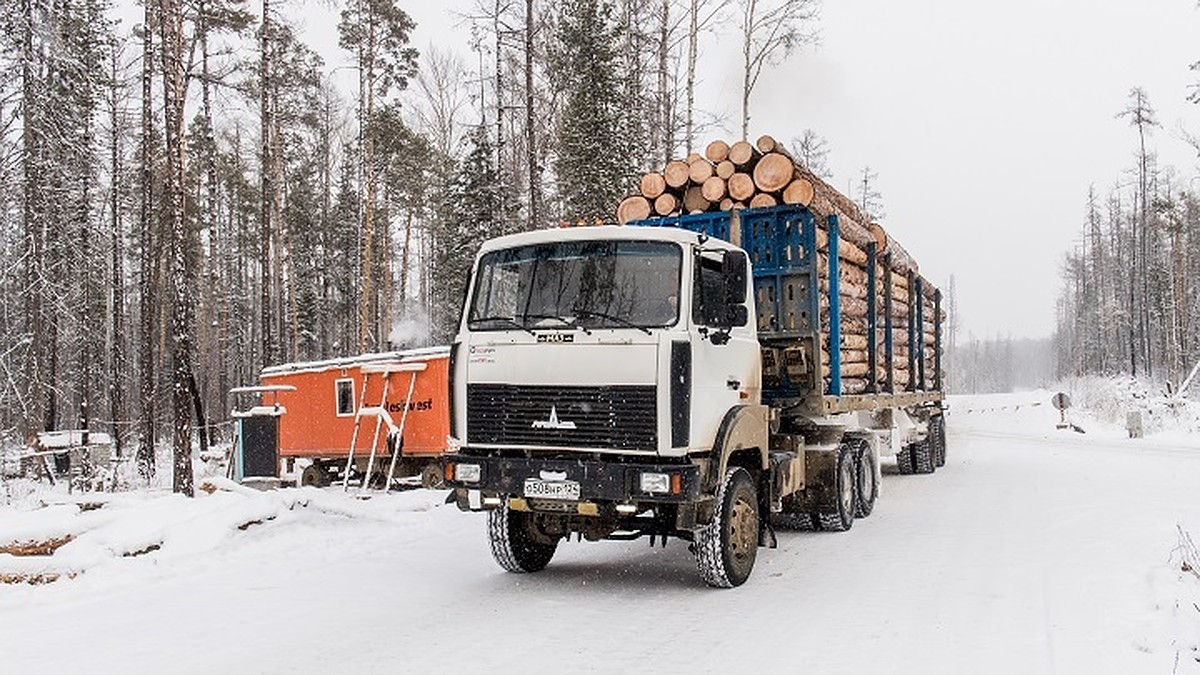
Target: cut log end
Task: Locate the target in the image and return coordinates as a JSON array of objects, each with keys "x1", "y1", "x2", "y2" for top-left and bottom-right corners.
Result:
[
  {"x1": 617, "y1": 196, "x2": 652, "y2": 224},
  {"x1": 663, "y1": 160, "x2": 690, "y2": 189},
  {"x1": 752, "y1": 152, "x2": 795, "y2": 193},
  {"x1": 728, "y1": 140, "x2": 760, "y2": 167},
  {"x1": 683, "y1": 185, "x2": 711, "y2": 213},
  {"x1": 639, "y1": 172, "x2": 666, "y2": 199},
  {"x1": 701, "y1": 176, "x2": 727, "y2": 202},
  {"x1": 782, "y1": 178, "x2": 815, "y2": 207},
  {"x1": 688, "y1": 158, "x2": 715, "y2": 184},
  {"x1": 728, "y1": 172, "x2": 756, "y2": 201},
  {"x1": 705, "y1": 139, "x2": 730, "y2": 163},
  {"x1": 749, "y1": 193, "x2": 778, "y2": 209},
  {"x1": 654, "y1": 192, "x2": 679, "y2": 216}
]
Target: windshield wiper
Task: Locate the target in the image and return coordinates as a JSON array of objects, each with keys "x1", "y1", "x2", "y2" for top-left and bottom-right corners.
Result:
[
  {"x1": 522, "y1": 313, "x2": 592, "y2": 335},
  {"x1": 573, "y1": 309, "x2": 652, "y2": 335},
  {"x1": 468, "y1": 315, "x2": 535, "y2": 335}
]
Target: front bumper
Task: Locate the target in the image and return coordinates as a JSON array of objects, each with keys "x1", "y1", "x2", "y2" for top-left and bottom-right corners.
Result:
[{"x1": 443, "y1": 452, "x2": 702, "y2": 505}]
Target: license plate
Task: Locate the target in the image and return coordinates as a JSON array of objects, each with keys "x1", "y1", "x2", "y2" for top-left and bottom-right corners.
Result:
[{"x1": 523, "y1": 478, "x2": 581, "y2": 501}]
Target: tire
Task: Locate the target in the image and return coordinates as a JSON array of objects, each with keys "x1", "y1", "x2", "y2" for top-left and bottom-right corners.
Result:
[
  {"x1": 853, "y1": 441, "x2": 877, "y2": 518},
  {"x1": 816, "y1": 444, "x2": 856, "y2": 532},
  {"x1": 912, "y1": 439, "x2": 935, "y2": 474},
  {"x1": 488, "y1": 502, "x2": 559, "y2": 573},
  {"x1": 300, "y1": 462, "x2": 329, "y2": 488},
  {"x1": 771, "y1": 511, "x2": 817, "y2": 531},
  {"x1": 420, "y1": 463, "x2": 445, "y2": 489},
  {"x1": 930, "y1": 414, "x2": 947, "y2": 467},
  {"x1": 695, "y1": 467, "x2": 759, "y2": 588},
  {"x1": 895, "y1": 445, "x2": 915, "y2": 475}
]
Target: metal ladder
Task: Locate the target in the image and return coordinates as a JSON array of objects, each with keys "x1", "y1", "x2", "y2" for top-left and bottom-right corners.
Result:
[{"x1": 341, "y1": 360, "x2": 428, "y2": 493}]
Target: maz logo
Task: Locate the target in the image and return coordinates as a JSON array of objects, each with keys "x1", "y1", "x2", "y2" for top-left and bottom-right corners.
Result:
[
  {"x1": 532, "y1": 405, "x2": 577, "y2": 430},
  {"x1": 536, "y1": 333, "x2": 574, "y2": 343}
]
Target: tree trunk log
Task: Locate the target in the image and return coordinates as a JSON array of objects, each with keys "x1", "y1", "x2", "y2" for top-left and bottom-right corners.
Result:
[
  {"x1": 701, "y1": 176, "x2": 727, "y2": 202},
  {"x1": 716, "y1": 160, "x2": 735, "y2": 180},
  {"x1": 654, "y1": 192, "x2": 679, "y2": 216},
  {"x1": 683, "y1": 185, "x2": 710, "y2": 213},
  {"x1": 728, "y1": 140, "x2": 760, "y2": 167},
  {"x1": 749, "y1": 192, "x2": 778, "y2": 209},
  {"x1": 664, "y1": 160, "x2": 690, "y2": 189},
  {"x1": 782, "y1": 178, "x2": 815, "y2": 207},
  {"x1": 728, "y1": 172, "x2": 756, "y2": 201},
  {"x1": 868, "y1": 222, "x2": 918, "y2": 274},
  {"x1": 705, "y1": 139, "x2": 730, "y2": 163},
  {"x1": 752, "y1": 152, "x2": 794, "y2": 193},
  {"x1": 755, "y1": 133, "x2": 783, "y2": 154},
  {"x1": 617, "y1": 195, "x2": 652, "y2": 224},
  {"x1": 639, "y1": 172, "x2": 666, "y2": 199},
  {"x1": 689, "y1": 157, "x2": 714, "y2": 184}
]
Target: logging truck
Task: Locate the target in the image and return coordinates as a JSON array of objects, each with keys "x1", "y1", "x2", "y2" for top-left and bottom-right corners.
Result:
[{"x1": 444, "y1": 149, "x2": 945, "y2": 588}]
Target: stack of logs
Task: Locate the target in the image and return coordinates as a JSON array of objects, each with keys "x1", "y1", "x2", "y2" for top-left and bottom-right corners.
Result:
[{"x1": 617, "y1": 134, "x2": 944, "y2": 395}]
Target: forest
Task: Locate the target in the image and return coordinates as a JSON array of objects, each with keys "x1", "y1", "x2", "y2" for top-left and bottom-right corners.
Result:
[
  {"x1": 0, "y1": 0, "x2": 821, "y2": 493},
  {"x1": 1056, "y1": 88, "x2": 1200, "y2": 394}
]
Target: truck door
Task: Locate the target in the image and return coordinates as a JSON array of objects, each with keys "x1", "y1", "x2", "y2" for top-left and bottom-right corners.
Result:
[{"x1": 689, "y1": 248, "x2": 761, "y2": 451}]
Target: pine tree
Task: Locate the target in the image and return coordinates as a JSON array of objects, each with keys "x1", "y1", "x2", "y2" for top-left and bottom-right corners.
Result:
[
  {"x1": 431, "y1": 126, "x2": 499, "y2": 341},
  {"x1": 550, "y1": 0, "x2": 632, "y2": 223}
]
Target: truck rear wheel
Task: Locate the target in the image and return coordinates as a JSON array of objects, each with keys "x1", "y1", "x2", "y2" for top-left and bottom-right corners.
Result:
[
  {"x1": 895, "y1": 445, "x2": 915, "y2": 475},
  {"x1": 931, "y1": 414, "x2": 947, "y2": 467},
  {"x1": 695, "y1": 467, "x2": 759, "y2": 588},
  {"x1": 488, "y1": 503, "x2": 559, "y2": 573},
  {"x1": 771, "y1": 511, "x2": 817, "y2": 531},
  {"x1": 816, "y1": 444, "x2": 856, "y2": 532},
  {"x1": 912, "y1": 440, "x2": 935, "y2": 474},
  {"x1": 853, "y1": 441, "x2": 877, "y2": 518}
]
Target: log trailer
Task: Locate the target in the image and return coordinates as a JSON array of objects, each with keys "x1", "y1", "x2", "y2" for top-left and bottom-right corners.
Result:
[{"x1": 443, "y1": 205, "x2": 946, "y2": 587}]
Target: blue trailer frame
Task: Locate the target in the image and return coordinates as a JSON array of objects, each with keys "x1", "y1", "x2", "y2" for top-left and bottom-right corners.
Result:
[{"x1": 632, "y1": 204, "x2": 943, "y2": 414}]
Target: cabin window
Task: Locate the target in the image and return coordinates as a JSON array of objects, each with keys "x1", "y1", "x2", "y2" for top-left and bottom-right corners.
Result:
[{"x1": 335, "y1": 379, "x2": 355, "y2": 416}]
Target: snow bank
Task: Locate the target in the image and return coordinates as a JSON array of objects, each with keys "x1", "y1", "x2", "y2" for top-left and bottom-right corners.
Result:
[
  {"x1": 0, "y1": 478, "x2": 449, "y2": 586},
  {"x1": 1060, "y1": 375, "x2": 1200, "y2": 442}
]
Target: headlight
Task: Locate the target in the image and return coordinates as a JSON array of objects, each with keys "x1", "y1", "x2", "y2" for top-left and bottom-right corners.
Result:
[
  {"x1": 455, "y1": 463, "x2": 482, "y2": 483},
  {"x1": 640, "y1": 472, "x2": 670, "y2": 494}
]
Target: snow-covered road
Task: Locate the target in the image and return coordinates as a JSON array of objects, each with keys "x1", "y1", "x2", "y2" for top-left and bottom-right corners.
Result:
[{"x1": 2, "y1": 392, "x2": 1198, "y2": 674}]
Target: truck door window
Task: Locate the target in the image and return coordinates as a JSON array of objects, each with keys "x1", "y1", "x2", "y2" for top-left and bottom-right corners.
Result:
[{"x1": 693, "y1": 252, "x2": 728, "y2": 326}]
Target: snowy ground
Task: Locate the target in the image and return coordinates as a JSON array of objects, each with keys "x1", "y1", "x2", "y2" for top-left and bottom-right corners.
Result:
[{"x1": 2, "y1": 390, "x2": 1199, "y2": 674}]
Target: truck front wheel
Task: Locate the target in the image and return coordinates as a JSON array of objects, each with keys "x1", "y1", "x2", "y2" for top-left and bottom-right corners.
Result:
[
  {"x1": 695, "y1": 467, "x2": 759, "y2": 588},
  {"x1": 487, "y1": 502, "x2": 559, "y2": 573}
]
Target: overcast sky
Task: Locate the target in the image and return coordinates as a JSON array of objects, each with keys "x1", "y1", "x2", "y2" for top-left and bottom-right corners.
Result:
[
  {"x1": 117, "y1": 0, "x2": 1200, "y2": 340},
  {"x1": 310, "y1": 0, "x2": 1200, "y2": 340}
]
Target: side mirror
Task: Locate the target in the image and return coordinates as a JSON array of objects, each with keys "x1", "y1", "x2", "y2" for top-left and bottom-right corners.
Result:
[{"x1": 722, "y1": 251, "x2": 747, "y2": 305}]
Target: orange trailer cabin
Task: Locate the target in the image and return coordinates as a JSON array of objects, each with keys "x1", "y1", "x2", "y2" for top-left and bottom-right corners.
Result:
[{"x1": 259, "y1": 347, "x2": 450, "y2": 463}]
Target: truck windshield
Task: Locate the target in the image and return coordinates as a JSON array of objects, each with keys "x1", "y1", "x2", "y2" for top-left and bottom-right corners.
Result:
[{"x1": 468, "y1": 240, "x2": 682, "y2": 331}]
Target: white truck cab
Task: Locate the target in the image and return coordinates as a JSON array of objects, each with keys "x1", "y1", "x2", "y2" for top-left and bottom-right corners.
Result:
[{"x1": 444, "y1": 207, "x2": 947, "y2": 588}]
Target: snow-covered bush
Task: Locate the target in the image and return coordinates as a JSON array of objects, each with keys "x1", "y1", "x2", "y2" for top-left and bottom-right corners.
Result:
[{"x1": 1060, "y1": 375, "x2": 1200, "y2": 437}]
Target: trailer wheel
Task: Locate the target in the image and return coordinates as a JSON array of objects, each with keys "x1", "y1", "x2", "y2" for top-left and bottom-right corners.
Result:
[
  {"x1": 912, "y1": 440, "x2": 935, "y2": 474},
  {"x1": 300, "y1": 462, "x2": 330, "y2": 488},
  {"x1": 488, "y1": 502, "x2": 559, "y2": 573},
  {"x1": 695, "y1": 467, "x2": 759, "y2": 588},
  {"x1": 420, "y1": 463, "x2": 445, "y2": 489},
  {"x1": 895, "y1": 445, "x2": 915, "y2": 475},
  {"x1": 930, "y1": 414, "x2": 947, "y2": 467},
  {"x1": 852, "y1": 441, "x2": 877, "y2": 518},
  {"x1": 771, "y1": 511, "x2": 817, "y2": 531},
  {"x1": 817, "y1": 444, "x2": 856, "y2": 532}
]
